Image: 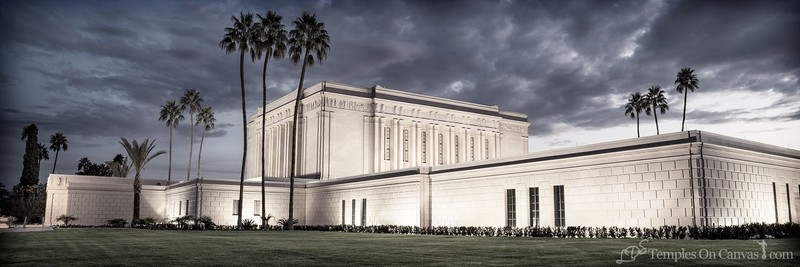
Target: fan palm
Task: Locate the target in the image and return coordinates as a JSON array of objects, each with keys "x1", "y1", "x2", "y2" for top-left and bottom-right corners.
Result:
[
  {"x1": 255, "y1": 10, "x2": 288, "y2": 229},
  {"x1": 37, "y1": 143, "x2": 49, "y2": 165},
  {"x1": 195, "y1": 106, "x2": 216, "y2": 180},
  {"x1": 49, "y1": 132, "x2": 68, "y2": 174},
  {"x1": 286, "y1": 12, "x2": 329, "y2": 230},
  {"x1": 624, "y1": 92, "x2": 646, "y2": 138},
  {"x1": 119, "y1": 138, "x2": 165, "y2": 221},
  {"x1": 180, "y1": 89, "x2": 203, "y2": 181},
  {"x1": 674, "y1": 67, "x2": 699, "y2": 131},
  {"x1": 159, "y1": 100, "x2": 184, "y2": 182},
  {"x1": 644, "y1": 85, "x2": 669, "y2": 135},
  {"x1": 220, "y1": 12, "x2": 258, "y2": 228}
]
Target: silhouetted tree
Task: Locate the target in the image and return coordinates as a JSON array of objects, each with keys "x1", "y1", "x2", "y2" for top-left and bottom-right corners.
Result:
[
  {"x1": 643, "y1": 85, "x2": 669, "y2": 135},
  {"x1": 195, "y1": 106, "x2": 216, "y2": 180},
  {"x1": 37, "y1": 143, "x2": 49, "y2": 165},
  {"x1": 287, "y1": 12, "x2": 329, "y2": 230},
  {"x1": 625, "y1": 92, "x2": 646, "y2": 138},
  {"x1": 675, "y1": 67, "x2": 699, "y2": 131},
  {"x1": 255, "y1": 10, "x2": 288, "y2": 229},
  {"x1": 220, "y1": 12, "x2": 258, "y2": 228},
  {"x1": 180, "y1": 89, "x2": 203, "y2": 180},
  {"x1": 20, "y1": 124, "x2": 40, "y2": 187},
  {"x1": 159, "y1": 100, "x2": 184, "y2": 182},
  {"x1": 49, "y1": 132, "x2": 68, "y2": 174}
]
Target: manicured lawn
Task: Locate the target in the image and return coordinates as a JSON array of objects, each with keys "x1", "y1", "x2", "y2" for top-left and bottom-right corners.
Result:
[{"x1": 1, "y1": 228, "x2": 798, "y2": 266}]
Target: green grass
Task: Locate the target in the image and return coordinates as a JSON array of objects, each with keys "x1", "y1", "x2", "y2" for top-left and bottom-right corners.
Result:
[{"x1": 1, "y1": 229, "x2": 798, "y2": 266}]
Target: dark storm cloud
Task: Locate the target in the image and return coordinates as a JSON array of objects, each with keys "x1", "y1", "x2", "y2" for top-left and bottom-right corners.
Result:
[{"x1": 1, "y1": 0, "x2": 797, "y2": 186}]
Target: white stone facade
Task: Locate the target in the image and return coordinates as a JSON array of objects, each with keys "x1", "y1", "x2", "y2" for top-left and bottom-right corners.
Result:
[{"x1": 43, "y1": 83, "x2": 800, "y2": 228}]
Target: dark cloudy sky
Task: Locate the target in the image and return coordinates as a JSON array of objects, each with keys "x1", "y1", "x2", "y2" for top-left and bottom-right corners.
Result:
[{"x1": 1, "y1": 0, "x2": 798, "y2": 187}]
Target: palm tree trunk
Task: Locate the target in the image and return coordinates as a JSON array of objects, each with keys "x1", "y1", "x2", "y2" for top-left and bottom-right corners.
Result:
[
  {"x1": 261, "y1": 53, "x2": 270, "y2": 230},
  {"x1": 654, "y1": 106, "x2": 660, "y2": 135},
  {"x1": 636, "y1": 114, "x2": 640, "y2": 138},
  {"x1": 196, "y1": 129, "x2": 206, "y2": 180},
  {"x1": 236, "y1": 50, "x2": 247, "y2": 229},
  {"x1": 133, "y1": 173, "x2": 141, "y2": 220},
  {"x1": 288, "y1": 50, "x2": 310, "y2": 231},
  {"x1": 681, "y1": 90, "x2": 687, "y2": 132},
  {"x1": 187, "y1": 114, "x2": 194, "y2": 180},
  {"x1": 168, "y1": 126, "x2": 173, "y2": 182},
  {"x1": 51, "y1": 150, "x2": 59, "y2": 174}
]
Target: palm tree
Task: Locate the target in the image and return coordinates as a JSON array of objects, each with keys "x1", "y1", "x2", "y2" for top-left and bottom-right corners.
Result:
[
  {"x1": 643, "y1": 85, "x2": 669, "y2": 135},
  {"x1": 624, "y1": 92, "x2": 646, "y2": 138},
  {"x1": 119, "y1": 138, "x2": 165, "y2": 221},
  {"x1": 180, "y1": 89, "x2": 203, "y2": 181},
  {"x1": 220, "y1": 12, "x2": 258, "y2": 228},
  {"x1": 49, "y1": 132, "x2": 68, "y2": 174},
  {"x1": 107, "y1": 156, "x2": 131, "y2": 178},
  {"x1": 287, "y1": 12, "x2": 330, "y2": 230},
  {"x1": 675, "y1": 67, "x2": 699, "y2": 131},
  {"x1": 255, "y1": 10, "x2": 288, "y2": 229},
  {"x1": 37, "y1": 143, "x2": 49, "y2": 165},
  {"x1": 159, "y1": 100, "x2": 183, "y2": 182},
  {"x1": 195, "y1": 106, "x2": 216, "y2": 180}
]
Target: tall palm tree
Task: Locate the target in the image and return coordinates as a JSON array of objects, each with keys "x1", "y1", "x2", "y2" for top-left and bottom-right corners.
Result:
[
  {"x1": 49, "y1": 132, "x2": 68, "y2": 174},
  {"x1": 624, "y1": 92, "x2": 646, "y2": 138},
  {"x1": 37, "y1": 143, "x2": 49, "y2": 165},
  {"x1": 195, "y1": 106, "x2": 216, "y2": 180},
  {"x1": 255, "y1": 10, "x2": 288, "y2": 229},
  {"x1": 158, "y1": 100, "x2": 184, "y2": 182},
  {"x1": 220, "y1": 12, "x2": 258, "y2": 228},
  {"x1": 287, "y1": 12, "x2": 330, "y2": 230},
  {"x1": 119, "y1": 138, "x2": 165, "y2": 221},
  {"x1": 644, "y1": 85, "x2": 669, "y2": 135},
  {"x1": 675, "y1": 67, "x2": 699, "y2": 131},
  {"x1": 180, "y1": 89, "x2": 203, "y2": 181}
]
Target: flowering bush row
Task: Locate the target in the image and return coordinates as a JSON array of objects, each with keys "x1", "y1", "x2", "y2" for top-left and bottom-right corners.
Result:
[{"x1": 292, "y1": 223, "x2": 799, "y2": 239}]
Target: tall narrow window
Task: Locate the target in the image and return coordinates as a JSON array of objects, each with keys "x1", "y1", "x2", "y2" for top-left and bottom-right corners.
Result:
[
  {"x1": 341, "y1": 200, "x2": 346, "y2": 225},
  {"x1": 421, "y1": 131, "x2": 427, "y2": 163},
  {"x1": 178, "y1": 201, "x2": 182, "y2": 216},
  {"x1": 351, "y1": 199, "x2": 356, "y2": 225},
  {"x1": 529, "y1": 187, "x2": 540, "y2": 227},
  {"x1": 484, "y1": 139, "x2": 489, "y2": 159},
  {"x1": 773, "y1": 182, "x2": 778, "y2": 223},
  {"x1": 454, "y1": 135, "x2": 460, "y2": 163},
  {"x1": 506, "y1": 189, "x2": 516, "y2": 227},
  {"x1": 384, "y1": 127, "x2": 391, "y2": 160},
  {"x1": 470, "y1": 137, "x2": 475, "y2": 161},
  {"x1": 361, "y1": 198, "x2": 367, "y2": 226},
  {"x1": 185, "y1": 200, "x2": 189, "y2": 216},
  {"x1": 254, "y1": 200, "x2": 261, "y2": 216},
  {"x1": 403, "y1": 129, "x2": 409, "y2": 162},
  {"x1": 787, "y1": 184, "x2": 792, "y2": 224},
  {"x1": 438, "y1": 133, "x2": 444, "y2": 165},
  {"x1": 233, "y1": 200, "x2": 239, "y2": 215},
  {"x1": 554, "y1": 185, "x2": 565, "y2": 227}
]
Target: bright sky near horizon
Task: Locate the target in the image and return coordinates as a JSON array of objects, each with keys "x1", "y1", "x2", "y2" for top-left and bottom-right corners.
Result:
[{"x1": 1, "y1": 0, "x2": 798, "y2": 187}]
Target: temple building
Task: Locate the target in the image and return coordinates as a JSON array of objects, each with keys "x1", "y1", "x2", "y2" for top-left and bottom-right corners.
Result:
[{"x1": 44, "y1": 82, "x2": 800, "y2": 228}]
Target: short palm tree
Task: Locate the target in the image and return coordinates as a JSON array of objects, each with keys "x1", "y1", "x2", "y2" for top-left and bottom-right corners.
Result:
[
  {"x1": 625, "y1": 92, "x2": 646, "y2": 138},
  {"x1": 49, "y1": 132, "x2": 68, "y2": 174},
  {"x1": 644, "y1": 85, "x2": 669, "y2": 135},
  {"x1": 158, "y1": 100, "x2": 184, "y2": 182},
  {"x1": 287, "y1": 12, "x2": 330, "y2": 230},
  {"x1": 255, "y1": 10, "x2": 288, "y2": 229},
  {"x1": 220, "y1": 12, "x2": 258, "y2": 228},
  {"x1": 195, "y1": 106, "x2": 216, "y2": 180},
  {"x1": 675, "y1": 67, "x2": 699, "y2": 131},
  {"x1": 119, "y1": 138, "x2": 165, "y2": 221},
  {"x1": 107, "y1": 156, "x2": 131, "y2": 178},
  {"x1": 180, "y1": 89, "x2": 203, "y2": 180},
  {"x1": 37, "y1": 143, "x2": 49, "y2": 165}
]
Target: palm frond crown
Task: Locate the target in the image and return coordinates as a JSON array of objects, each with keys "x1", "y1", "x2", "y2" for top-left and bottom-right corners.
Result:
[{"x1": 288, "y1": 12, "x2": 330, "y2": 67}]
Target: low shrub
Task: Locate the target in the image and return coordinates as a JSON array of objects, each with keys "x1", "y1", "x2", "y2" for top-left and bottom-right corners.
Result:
[
  {"x1": 107, "y1": 218, "x2": 128, "y2": 228},
  {"x1": 56, "y1": 215, "x2": 78, "y2": 226}
]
